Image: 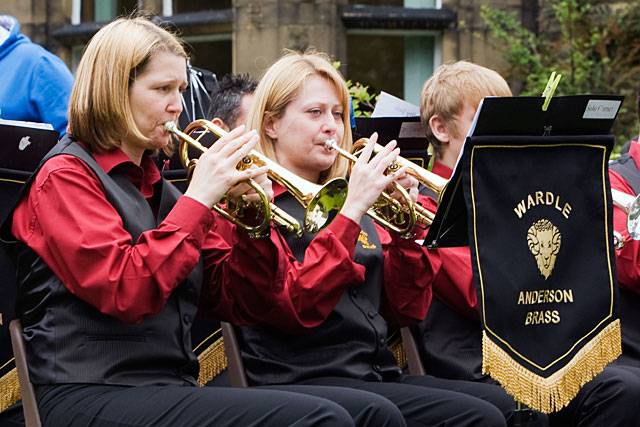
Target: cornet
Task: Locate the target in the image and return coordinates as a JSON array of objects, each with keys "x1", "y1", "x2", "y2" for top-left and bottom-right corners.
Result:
[
  {"x1": 166, "y1": 120, "x2": 349, "y2": 237},
  {"x1": 325, "y1": 138, "x2": 445, "y2": 238},
  {"x1": 611, "y1": 188, "x2": 640, "y2": 248}
]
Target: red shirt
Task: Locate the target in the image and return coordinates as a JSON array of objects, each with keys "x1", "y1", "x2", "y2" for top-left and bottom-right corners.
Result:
[
  {"x1": 417, "y1": 161, "x2": 479, "y2": 320},
  {"x1": 610, "y1": 141, "x2": 640, "y2": 294},
  {"x1": 213, "y1": 183, "x2": 440, "y2": 330},
  {"x1": 11, "y1": 148, "x2": 297, "y2": 327}
]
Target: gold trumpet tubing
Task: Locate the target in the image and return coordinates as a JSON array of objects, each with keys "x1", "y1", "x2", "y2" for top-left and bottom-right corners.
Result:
[
  {"x1": 269, "y1": 204, "x2": 304, "y2": 235},
  {"x1": 352, "y1": 138, "x2": 448, "y2": 201},
  {"x1": 324, "y1": 139, "x2": 417, "y2": 238},
  {"x1": 192, "y1": 120, "x2": 324, "y2": 206},
  {"x1": 413, "y1": 201, "x2": 435, "y2": 227},
  {"x1": 164, "y1": 121, "x2": 280, "y2": 238},
  {"x1": 182, "y1": 120, "x2": 351, "y2": 234},
  {"x1": 166, "y1": 121, "x2": 208, "y2": 153},
  {"x1": 341, "y1": 138, "x2": 436, "y2": 228}
]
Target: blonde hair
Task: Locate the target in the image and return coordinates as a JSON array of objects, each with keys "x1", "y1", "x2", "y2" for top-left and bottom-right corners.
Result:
[
  {"x1": 68, "y1": 17, "x2": 187, "y2": 152},
  {"x1": 420, "y1": 61, "x2": 512, "y2": 157},
  {"x1": 246, "y1": 51, "x2": 352, "y2": 182}
]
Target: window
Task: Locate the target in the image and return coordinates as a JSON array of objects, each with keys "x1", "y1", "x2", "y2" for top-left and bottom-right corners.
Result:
[
  {"x1": 349, "y1": 0, "x2": 403, "y2": 5},
  {"x1": 183, "y1": 36, "x2": 232, "y2": 78},
  {"x1": 344, "y1": 0, "x2": 440, "y2": 105},
  {"x1": 171, "y1": 0, "x2": 231, "y2": 14},
  {"x1": 80, "y1": 0, "x2": 139, "y2": 23},
  {"x1": 346, "y1": 32, "x2": 438, "y2": 105}
]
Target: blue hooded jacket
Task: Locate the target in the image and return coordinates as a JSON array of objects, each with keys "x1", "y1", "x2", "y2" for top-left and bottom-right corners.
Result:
[{"x1": 0, "y1": 15, "x2": 73, "y2": 135}]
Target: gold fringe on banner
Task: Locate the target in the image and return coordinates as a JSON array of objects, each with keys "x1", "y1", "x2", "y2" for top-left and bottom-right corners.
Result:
[
  {"x1": 482, "y1": 319, "x2": 621, "y2": 414},
  {"x1": 196, "y1": 337, "x2": 228, "y2": 386},
  {"x1": 0, "y1": 368, "x2": 20, "y2": 412},
  {"x1": 389, "y1": 336, "x2": 407, "y2": 369}
]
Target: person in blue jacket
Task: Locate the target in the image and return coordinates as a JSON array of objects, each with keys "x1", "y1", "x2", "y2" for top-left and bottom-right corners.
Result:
[{"x1": 0, "y1": 15, "x2": 73, "y2": 135}]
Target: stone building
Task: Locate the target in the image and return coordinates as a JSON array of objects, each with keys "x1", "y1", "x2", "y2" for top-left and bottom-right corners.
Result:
[{"x1": 2, "y1": 0, "x2": 537, "y2": 105}]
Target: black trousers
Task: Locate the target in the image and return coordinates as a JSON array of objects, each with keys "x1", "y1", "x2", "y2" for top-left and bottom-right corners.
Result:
[
  {"x1": 35, "y1": 383, "x2": 355, "y2": 427},
  {"x1": 277, "y1": 375, "x2": 514, "y2": 427},
  {"x1": 0, "y1": 402, "x2": 24, "y2": 427},
  {"x1": 548, "y1": 366, "x2": 640, "y2": 427}
]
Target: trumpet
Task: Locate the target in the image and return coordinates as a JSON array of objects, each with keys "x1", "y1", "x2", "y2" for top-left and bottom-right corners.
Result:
[
  {"x1": 166, "y1": 120, "x2": 348, "y2": 237},
  {"x1": 351, "y1": 139, "x2": 448, "y2": 204},
  {"x1": 325, "y1": 138, "x2": 444, "y2": 238},
  {"x1": 611, "y1": 188, "x2": 640, "y2": 248}
]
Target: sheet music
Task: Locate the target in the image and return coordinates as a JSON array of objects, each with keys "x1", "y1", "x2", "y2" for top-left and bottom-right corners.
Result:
[
  {"x1": 372, "y1": 91, "x2": 420, "y2": 118},
  {"x1": 0, "y1": 119, "x2": 53, "y2": 130},
  {"x1": 451, "y1": 98, "x2": 485, "y2": 173}
]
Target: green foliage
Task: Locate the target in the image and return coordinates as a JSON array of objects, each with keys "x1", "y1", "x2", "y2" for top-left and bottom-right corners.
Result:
[
  {"x1": 333, "y1": 61, "x2": 379, "y2": 117},
  {"x1": 481, "y1": 0, "x2": 640, "y2": 151},
  {"x1": 347, "y1": 81, "x2": 378, "y2": 118}
]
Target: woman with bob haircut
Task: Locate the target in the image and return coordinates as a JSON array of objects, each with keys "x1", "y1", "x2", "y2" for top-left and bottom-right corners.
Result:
[
  {"x1": 1, "y1": 17, "x2": 360, "y2": 427},
  {"x1": 223, "y1": 50, "x2": 517, "y2": 426}
]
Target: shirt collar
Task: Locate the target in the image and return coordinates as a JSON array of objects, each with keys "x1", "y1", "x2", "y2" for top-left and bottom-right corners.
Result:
[{"x1": 93, "y1": 147, "x2": 161, "y2": 197}]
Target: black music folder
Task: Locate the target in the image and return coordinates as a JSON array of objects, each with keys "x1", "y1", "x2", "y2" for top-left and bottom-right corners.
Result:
[
  {"x1": 424, "y1": 95, "x2": 624, "y2": 248},
  {"x1": 0, "y1": 119, "x2": 59, "y2": 172},
  {"x1": 354, "y1": 116, "x2": 430, "y2": 168}
]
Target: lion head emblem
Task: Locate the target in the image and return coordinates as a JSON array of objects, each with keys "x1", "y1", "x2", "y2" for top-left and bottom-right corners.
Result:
[{"x1": 527, "y1": 219, "x2": 561, "y2": 280}]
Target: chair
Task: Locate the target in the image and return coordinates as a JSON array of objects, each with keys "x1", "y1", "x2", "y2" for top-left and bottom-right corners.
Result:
[
  {"x1": 400, "y1": 327, "x2": 426, "y2": 375},
  {"x1": 9, "y1": 319, "x2": 41, "y2": 427},
  {"x1": 220, "y1": 321, "x2": 248, "y2": 387}
]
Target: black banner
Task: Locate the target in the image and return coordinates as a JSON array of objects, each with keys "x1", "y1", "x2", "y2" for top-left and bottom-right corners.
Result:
[{"x1": 463, "y1": 135, "x2": 620, "y2": 413}]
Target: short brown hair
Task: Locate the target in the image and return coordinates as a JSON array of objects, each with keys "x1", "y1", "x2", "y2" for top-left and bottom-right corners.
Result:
[
  {"x1": 68, "y1": 17, "x2": 187, "y2": 152},
  {"x1": 420, "y1": 61, "x2": 512, "y2": 157},
  {"x1": 246, "y1": 50, "x2": 352, "y2": 182}
]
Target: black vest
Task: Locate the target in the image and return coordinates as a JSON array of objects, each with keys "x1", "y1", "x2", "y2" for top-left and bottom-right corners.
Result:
[
  {"x1": 237, "y1": 191, "x2": 402, "y2": 385},
  {"x1": 5, "y1": 136, "x2": 204, "y2": 386},
  {"x1": 609, "y1": 153, "x2": 640, "y2": 369},
  {"x1": 412, "y1": 185, "x2": 488, "y2": 381}
]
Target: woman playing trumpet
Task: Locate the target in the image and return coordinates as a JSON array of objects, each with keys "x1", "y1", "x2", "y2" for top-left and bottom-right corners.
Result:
[
  {"x1": 1, "y1": 17, "x2": 361, "y2": 427},
  {"x1": 221, "y1": 50, "x2": 516, "y2": 426}
]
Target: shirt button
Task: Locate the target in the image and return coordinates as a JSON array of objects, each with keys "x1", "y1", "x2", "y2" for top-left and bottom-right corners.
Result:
[
  {"x1": 373, "y1": 364, "x2": 382, "y2": 371},
  {"x1": 183, "y1": 314, "x2": 192, "y2": 324}
]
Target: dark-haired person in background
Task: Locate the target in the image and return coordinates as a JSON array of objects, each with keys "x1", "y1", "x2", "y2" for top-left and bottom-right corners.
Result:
[{"x1": 208, "y1": 73, "x2": 257, "y2": 131}]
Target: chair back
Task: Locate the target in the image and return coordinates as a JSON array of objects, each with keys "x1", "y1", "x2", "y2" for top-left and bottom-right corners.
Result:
[
  {"x1": 401, "y1": 327, "x2": 426, "y2": 375},
  {"x1": 220, "y1": 322, "x2": 248, "y2": 387},
  {"x1": 9, "y1": 319, "x2": 41, "y2": 427}
]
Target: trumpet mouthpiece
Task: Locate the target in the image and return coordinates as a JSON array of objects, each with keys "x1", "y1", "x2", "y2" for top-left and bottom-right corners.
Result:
[
  {"x1": 324, "y1": 139, "x2": 337, "y2": 150},
  {"x1": 164, "y1": 121, "x2": 177, "y2": 132}
]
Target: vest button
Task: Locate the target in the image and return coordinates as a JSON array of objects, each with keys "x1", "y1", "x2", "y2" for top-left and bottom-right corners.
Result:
[
  {"x1": 367, "y1": 310, "x2": 376, "y2": 319},
  {"x1": 183, "y1": 314, "x2": 192, "y2": 324},
  {"x1": 379, "y1": 338, "x2": 385, "y2": 346},
  {"x1": 351, "y1": 290, "x2": 358, "y2": 298},
  {"x1": 373, "y1": 364, "x2": 382, "y2": 372}
]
